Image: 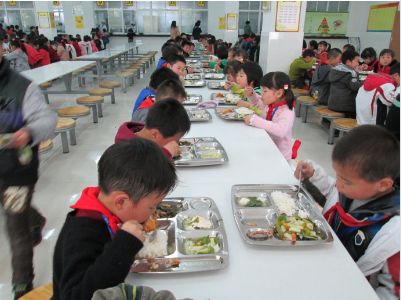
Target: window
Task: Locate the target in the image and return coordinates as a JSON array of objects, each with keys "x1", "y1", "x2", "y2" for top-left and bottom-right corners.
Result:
[
  {"x1": 239, "y1": 1, "x2": 262, "y2": 34},
  {"x1": 0, "y1": 1, "x2": 35, "y2": 32},
  {"x1": 306, "y1": 1, "x2": 349, "y2": 12}
]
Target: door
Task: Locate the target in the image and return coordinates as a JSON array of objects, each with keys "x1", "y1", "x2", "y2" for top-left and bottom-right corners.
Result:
[{"x1": 389, "y1": 11, "x2": 400, "y2": 61}]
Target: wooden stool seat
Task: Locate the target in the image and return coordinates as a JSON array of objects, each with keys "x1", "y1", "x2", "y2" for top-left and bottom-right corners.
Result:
[
  {"x1": 315, "y1": 107, "x2": 345, "y2": 118},
  {"x1": 119, "y1": 71, "x2": 134, "y2": 77},
  {"x1": 292, "y1": 88, "x2": 309, "y2": 97},
  {"x1": 89, "y1": 88, "x2": 112, "y2": 96},
  {"x1": 19, "y1": 283, "x2": 53, "y2": 300},
  {"x1": 99, "y1": 81, "x2": 121, "y2": 89},
  {"x1": 55, "y1": 118, "x2": 77, "y2": 153},
  {"x1": 298, "y1": 96, "x2": 317, "y2": 105},
  {"x1": 76, "y1": 95, "x2": 104, "y2": 104},
  {"x1": 333, "y1": 118, "x2": 358, "y2": 130},
  {"x1": 296, "y1": 96, "x2": 317, "y2": 122},
  {"x1": 38, "y1": 139, "x2": 53, "y2": 154},
  {"x1": 56, "y1": 117, "x2": 76, "y2": 130},
  {"x1": 39, "y1": 82, "x2": 52, "y2": 89},
  {"x1": 57, "y1": 106, "x2": 90, "y2": 118}
]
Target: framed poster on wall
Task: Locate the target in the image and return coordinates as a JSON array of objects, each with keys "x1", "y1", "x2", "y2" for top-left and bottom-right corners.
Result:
[
  {"x1": 275, "y1": 1, "x2": 302, "y2": 32},
  {"x1": 367, "y1": 2, "x2": 398, "y2": 32},
  {"x1": 304, "y1": 12, "x2": 348, "y2": 37},
  {"x1": 226, "y1": 13, "x2": 238, "y2": 30}
]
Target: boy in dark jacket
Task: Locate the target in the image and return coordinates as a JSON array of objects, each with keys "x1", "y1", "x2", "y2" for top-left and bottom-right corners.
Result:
[
  {"x1": 52, "y1": 138, "x2": 178, "y2": 300},
  {"x1": 328, "y1": 50, "x2": 362, "y2": 117},
  {"x1": 311, "y1": 48, "x2": 342, "y2": 105}
]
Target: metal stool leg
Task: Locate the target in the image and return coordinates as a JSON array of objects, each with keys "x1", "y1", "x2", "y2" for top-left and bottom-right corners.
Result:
[
  {"x1": 97, "y1": 103, "x2": 103, "y2": 118},
  {"x1": 69, "y1": 128, "x2": 77, "y2": 145},
  {"x1": 91, "y1": 105, "x2": 98, "y2": 123},
  {"x1": 111, "y1": 89, "x2": 116, "y2": 104},
  {"x1": 60, "y1": 131, "x2": 69, "y2": 153},
  {"x1": 302, "y1": 106, "x2": 308, "y2": 123},
  {"x1": 328, "y1": 121, "x2": 336, "y2": 145},
  {"x1": 43, "y1": 92, "x2": 50, "y2": 104},
  {"x1": 295, "y1": 100, "x2": 301, "y2": 117}
]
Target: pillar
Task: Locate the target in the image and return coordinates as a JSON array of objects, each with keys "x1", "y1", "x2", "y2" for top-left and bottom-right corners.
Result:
[
  {"x1": 207, "y1": 1, "x2": 239, "y2": 45},
  {"x1": 34, "y1": 1, "x2": 58, "y2": 39},
  {"x1": 62, "y1": 1, "x2": 95, "y2": 37}
]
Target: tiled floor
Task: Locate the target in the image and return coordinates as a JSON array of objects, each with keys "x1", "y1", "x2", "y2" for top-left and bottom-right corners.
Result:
[{"x1": 0, "y1": 37, "x2": 335, "y2": 299}]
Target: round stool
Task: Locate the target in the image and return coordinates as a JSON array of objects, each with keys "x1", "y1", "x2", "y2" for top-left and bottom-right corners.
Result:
[
  {"x1": 292, "y1": 88, "x2": 309, "y2": 99},
  {"x1": 99, "y1": 81, "x2": 121, "y2": 104},
  {"x1": 55, "y1": 117, "x2": 76, "y2": 153},
  {"x1": 89, "y1": 88, "x2": 113, "y2": 104},
  {"x1": 39, "y1": 139, "x2": 53, "y2": 154},
  {"x1": 57, "y1": 105, "x2": 90, "y2": 120},
  {"x1": 296, "y1": 96, "x2": 317, "y2": 122},
  {"x1": 328, "y1": 118, "x2": 358, "y2": 144},
  {"x1": 76, "y1": 96, "x2": 104, "y2": 123},
  {"x1": 39, "y1": 81, "x2": 52, "y2": 104},
  {"x1": 19, "y1": 283, "x2": 53, "y2": 300}
]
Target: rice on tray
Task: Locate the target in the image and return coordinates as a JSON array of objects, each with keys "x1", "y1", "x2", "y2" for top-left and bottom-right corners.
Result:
[{"x1": 137, "y1": 230, "x2": 168, "y2": 258}]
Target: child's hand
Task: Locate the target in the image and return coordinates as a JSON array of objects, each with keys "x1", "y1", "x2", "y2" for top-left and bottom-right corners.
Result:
[
  {"x1": 164, "y1": 141, "x2": 181, "y2": 157},
  {"x1": 121, "y1": 220, "x2": 145, "y2": 242},
  {"x1": 243, "y1": 115, "x2": 252, "y2": 125},
  {"x1": 224, "y1": 81, "x2": 233, "y2": 90},
  {"x1": 294, "y1": 161, "x2": 315, "y2": 181},
  {"x1": 360, "y1": 64, "x2": 368, "y2": 71},
  {"x1": 8, "y1": 128, "x2": 31, "y2": 149},
  {"x1": 244, "y1": 86, "x2": 254, "y2": 98},
  {"x1": 237, "y1": 100, "x2": 251, "y2": 108},
  {"x1": 214, "y1": 64, "x2": 221, "y2": 71}
]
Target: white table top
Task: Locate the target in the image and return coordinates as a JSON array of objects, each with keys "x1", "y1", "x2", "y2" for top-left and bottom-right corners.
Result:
[
  {"x1": 20, "y1": 60, "x2": 95, "y2": 85},
  {"x1": 126, "y1": 84, "x2": 378, "y2": 300},
  {"x1": 76, "y1": 49, "x2": 128, "y2": 61}
]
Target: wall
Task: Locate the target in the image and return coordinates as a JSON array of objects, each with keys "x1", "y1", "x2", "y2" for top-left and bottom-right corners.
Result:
[
  {"x1": 62, "y1": 1, "x2": 95, "y2": 36},
  {"x1": 207, "y1": 1, "x2": 239, "y2": 44}
]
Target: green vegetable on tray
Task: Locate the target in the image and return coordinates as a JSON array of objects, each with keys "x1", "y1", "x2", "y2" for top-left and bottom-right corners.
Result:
[
  {"x1": 245, "y1": 197, "x2": 265, "y2": 207},
  {"x1": 183, "y1": 236, "x2": 220, "y2": 255},
  {"x1": 249, "y1": 106, "x2": 263, "y2": 117},
  {"x1": 275, "y1": 214, "x2": 321, "y2": 242}
]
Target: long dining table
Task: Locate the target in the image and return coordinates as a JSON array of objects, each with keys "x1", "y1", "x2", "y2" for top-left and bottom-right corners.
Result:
[{"x1": 126, "y1": 78, "x2": 379, "y2": 300}]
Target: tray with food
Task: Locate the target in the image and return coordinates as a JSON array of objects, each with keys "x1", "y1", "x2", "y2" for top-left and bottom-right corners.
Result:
[
  {"x1": 132, "y1": 197, "x2": 229, "y2": 273},
  {"x1": 215, "y1": 106, "x2": 254, "y2": 121},
  {"x1": 204, "y1": 73, "x2": 225, "y2": 80},
  {"x1": 185, "y1": 74, "x2": 202, "y2": 80},
  {"x1": 184, "y1": 79, "x2": 206, "y2": 88},
  {"x1": 211, "y1": 92, "x2": 242, "y2": 105},
  {"x1": 207, "y1": 81, "x2": 226, "y2": 90},
  {"x1": 174, "y1": 137, "x2": 228, "y2": 167},
  {"x1": 184, "y1": 94, "x2": 203, "y2": 105},
  {"x1": 186, "y1": 108, "x2": 212, "y2": 122},
  {"x1": 0, "y1": 134, "x2": 13, "y2": 150},
  {"x1": 186, "y1": 59, "x2": 199, "y2": 64},
  {"x1": 231, "y1": 184, "x2": 333, "y2": 246}
]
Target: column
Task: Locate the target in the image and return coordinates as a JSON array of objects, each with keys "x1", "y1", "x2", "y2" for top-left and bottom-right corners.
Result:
[
  {"x1": 207, "y1": 1, "x2": 239, "y2": 45},
  {"x1": 34, "y1": 1, "x2": 58, "y2": 39},
  {"x1": 258, "y1": 1, "x2": 307, "y2": 73},
  {"x1": 62, "y1": 1, "x2": 95, "y2": 37}
]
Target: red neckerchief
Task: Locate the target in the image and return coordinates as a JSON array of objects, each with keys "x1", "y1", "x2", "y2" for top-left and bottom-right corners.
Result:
[
  {"x1": 138, "y1": 97, "x2": 155, "y2": 110},
  {"x1": 71, "y1": 187, "x2": 121, "y2": 236},
  {"x1": 266, "y1": 99, "x2": 287, "y2": 121}
]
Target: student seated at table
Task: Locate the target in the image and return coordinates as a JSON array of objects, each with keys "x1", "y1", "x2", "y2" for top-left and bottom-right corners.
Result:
[
  {"x1": 156, "y1": 43, "x2": 182, "y2": 70},
  {"x1": 131, "y1": 68, "x2": 179, "y2": 118},
  {"x1": 310, "y1": 48, "x2": 342, "y2": 105},
  {"x1": 164, "y1": 54, "x2": 187, "y2": 79},
  {"x1": 232, "y1": 61, "x2": 263, "y2": 104},
  {"x1": 360, "y1": 47, "x2": 377, "y2": 71},
  {"x1": 356, "y1": 63, "x2": 398, "y2": 126},
  {"x1": 33, "y1": 36, "x2": 51, "y2": 67},
  {"x1": 231, "y1": 48, "x2": 248, "y2": 63},
  {"x1": 79, "y1": 35, "x2": 93, "y2": 55},
  {"x1": 373, "y1": 49, "x2": 399, "y2": 75},
  {"x1": 181, "y1": 39, "x2": 194, "y2": 57},
  {"x1": 306, "y1": 40, "x2": 318, "y2": 54},
  {"x1": 316, "y1": 41, "x2": 331, "y2": 65},
  {"x1": 209, "y1": 45, "x2": 228, "y2": 72},
  {"x1": 385, "y1": 64, "x2": 400, "y2": 140},
  {"x1": 328, "y1": 50, "x2": 362, "y2": 117},
  {"x1": 295, "y1": 125, "x2": 400, "y2": 300},
  {"x1": 52, "y1": 138, "x2": 178, "y2": 300},
  {"x1": 117, "y1": 99, "x2": 191, "y2": 159},
  {"x1": 224, "y1": 60, "x2": 242, "y2": 86},
  {"x1": 242, "y1": 72, "x2": 297, "y2": 161},
  {"x1": 342, "y1": 43, "x2": 355, "y2": 53},
  {"x1": 132, "y1": 79, "x2": 186, "y2": 123},
  {"x1": 289, "y1": 49, "x2": 316, "y2": 89}
]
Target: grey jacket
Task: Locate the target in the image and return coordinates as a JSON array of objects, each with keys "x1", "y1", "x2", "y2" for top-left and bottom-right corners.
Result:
[
  {"x1": 91, "y1": 284, "x2": 182, "y2": 300},
  {"x1": 311, "y1": 64, "x2": 332, "y2": 105},
  {"x1": 328, "y1": 64, "x2": 362, "y2": 114},
  {"x1": 6, "y1": 49, "x2": 30, "y2": 72},
  {"x1": 131, "y1": 108, "x2": 149, "y2": 124}
]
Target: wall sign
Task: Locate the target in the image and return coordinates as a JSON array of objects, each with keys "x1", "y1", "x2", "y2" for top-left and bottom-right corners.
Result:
[
  {"x1": 367, "y1": 2, "x2": 398, "y2": 32},
  {"x1": 304, "y1": 12, "x2": 348, "y2": 37},
  {"x1": 218, "y1": 17, "x2": 225, "y2": 30},
  {"x1": 125, "y1": 1, "x2": 134, "y2": 6},
  {"x1": 8, "y1": 1, "x2": 17, "y2": 6},
  {"x1": 75, "y1": 16, "x2": 84, "y2": 29},
  {"x1": 53, "y1": 1, "x2": 60, "y2": 6},
  {"x1": 275, "y1": 1, "x2": 302, "y2": 32},
  {"x1": 37, "y1": 12, "x2": 50, "y2": 29},
  {"x1": 226, "y1": 13, "x2": 238, "y2": 30},
  {"x1": 168, "y1": 1, "x2": 176, "y2": 7},
  {"x1": 197, "y1": 1, "x2": 206, "y2": 8},
  {"x1": 96, "y1": 1, "x2": 105, "y2": 8}
]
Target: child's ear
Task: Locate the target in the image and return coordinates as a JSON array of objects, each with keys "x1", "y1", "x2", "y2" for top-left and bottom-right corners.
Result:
[
  {"x1": 275, "y1": 89, "x2": 284, "y2": 99},
  {"x1": 149, "y1": 128, "x2": 161, "y2": 140},
  {"x1": 377, "y1": 177, "x2": 394, "y2": 192},
  {"x1": 114, "y1": 192, "x2": 130, "y2": 210}
]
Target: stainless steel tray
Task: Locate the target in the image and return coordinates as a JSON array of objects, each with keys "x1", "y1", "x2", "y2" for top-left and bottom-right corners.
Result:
[
  {"x1": 185, "y1": 74, "x2": 203, "y2": 80},
  {"x1": 204, "y1": 73, "x2": 225, "y2": 80},
  {"x1": 186, "y1": 59, "x2": 199, "y2": 64},
  {"x1": 231, "y1": 184, "x2": 334, "y2": 246},
  {"x1": 211, "y1": 92, "x2": 242, "y2": 105},
  {"x1": 184, "y1": 94, "x2": 202, "y2": 105},
  {"x1": 215, "y1": 106, "x2": 246, "y2": 121},
  {"x1": 207, "y1": 81, "x2": 226, "y2": 90},
  {"x1": 186, "y1": 108, "x2": 212, "y2": 122},
  {"x1": 132, "y1": 197, "x2": 229, "y2": 273},
  {"x1": 174, "y1": 137, "x2": 229, "y2": 167},
  {"x1": 184, "y1": 79, "x2": 206, "y2": 88}
]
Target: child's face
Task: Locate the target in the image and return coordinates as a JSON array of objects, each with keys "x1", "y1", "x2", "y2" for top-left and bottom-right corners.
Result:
[
  {"x1": 346, "y1": 56, "x2": 360, "y2": 69},
  {"x1": 364, "y1": 57, "x2": 374, "y2": 65},
  {"x1": 233, "y1": 55, "x2": 244, "y2": 63},
  {"x1": 227, "y1": 51, "x2": 234, "y2": 61},
  {"x1": 318, "y1": 44, "x2": 326, "y2": 53},
  {"x1": 304, "y1": 56, "x2": 313, "y2": 63},
  {"x1": 261, "y1": 86, "x2": 283, "y2": 105},
  {"x1": 168, "y1": 61, "x2": 186, "y2": 78},
  {"x1": 227, "y1": 72, "x2": 235, "y2": 82},
  {"x1": 333, "y1": 162, "x2": 393, "y2": 200},
  {"x1": 152, "y1": 130, "x2": 183, "y2": 148},
  {"x1": 379, "y1": 53, "x2": 393, "y2": 67},
  {"x1": 236, "y1": 69, "x2": 249, "y2": 88},
  {"x1": 183, "y1": 45, "x2": 191, "y2": 53},
  {"x1": 118, "y1": 192, "x2": 165, "y2": 223}
]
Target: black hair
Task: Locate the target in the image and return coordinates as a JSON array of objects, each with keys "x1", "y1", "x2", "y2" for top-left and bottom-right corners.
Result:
[
  {"x1": 341, "y1": 50, "x2": 360, "y2": 65},
  {"x1": 83, "y1": 35, "x2": 91, "y2": 42},
  {"x1": 156, "y1": 79, "x2": 187, "y2": 101},
  {"x1": 224, "y1": 60, "x2": 243, "y2": 76},
  {"x1": 161, "y1": 44, "x2": 181, "y2": 59},
  {"x1": 303, "y1": 40, "x2": 307, "y2": 49},
  {"x1": 10, "y1": 38, "x2": 27, "y2": 54},
  {"x1": 149, "y1": 68, "x2": 179, "y2": 90},
  {"x1": 302, "y1": 49, "x2": 316, "y2": 58},
  {"x1": 361, "y1": 47, "x2": 377, "y2": 60},
  {"x1": 216, "y1": 45, "x2": 228, "y2": 60},
  {"x1": 240, "y1": 61, "x2": 263, "y2": 87},
  {"x1": 232, "y1": 48, "x2": 248, "y2": 60},
  {"x1": 390, "y1": 62, "x2": 400, "y2": 75},
  {"x1": 98, "y1": 138, "x2": 177, "y2": 201},
  {"x1": 260, "y1": 72, "x2": 294, "y2": 110},
  {"x1": 343, "y1": 44, "x2": 355, "y2": 52},
  {"x1": 171, "y1": 21, "x2": 177, "y2": 28},
  {"x1": 379, "y1": 48, "x2": 395, "y2": 58},
  {"x1": 165, "y1": 54, "x2": 186, "y2": 66},
  {"x1": 245, "y1": 20, "x2": 250, "y2": 25},
  {"x1": 181, "y1": 39, "x2": 193, "y2": 48},
  {"x1": 309, "y1": 40, "x2": 318, "y2": 50},
  {"x1": 33, "y1": 36, "x2": 49, "y2": 52},
  {"x1": 327, "y1": 48, "x2": 342, "y2": 60},
  {"x1": 332, "y1": 125, "x2": 399, "y2": 182},
  {"x1": 146, "y1": 98, "x2": 191, "y2": 138},
  {"x1": 318, "y1": 40, "x2": 331, "y2": 51},
  {"x1": 195, "y1": 20, "x2": 201, "y2": 27}
]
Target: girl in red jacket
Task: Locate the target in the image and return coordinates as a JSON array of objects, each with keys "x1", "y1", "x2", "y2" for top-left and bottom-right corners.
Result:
[{"x1": 373, "y1": 49, "x2": 398, "y2": 74}]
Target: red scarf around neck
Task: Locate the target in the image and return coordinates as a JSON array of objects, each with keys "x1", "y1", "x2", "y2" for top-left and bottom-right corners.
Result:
[{"x1": 266, "y1": 99, "x2": 287, "y2": 121}]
